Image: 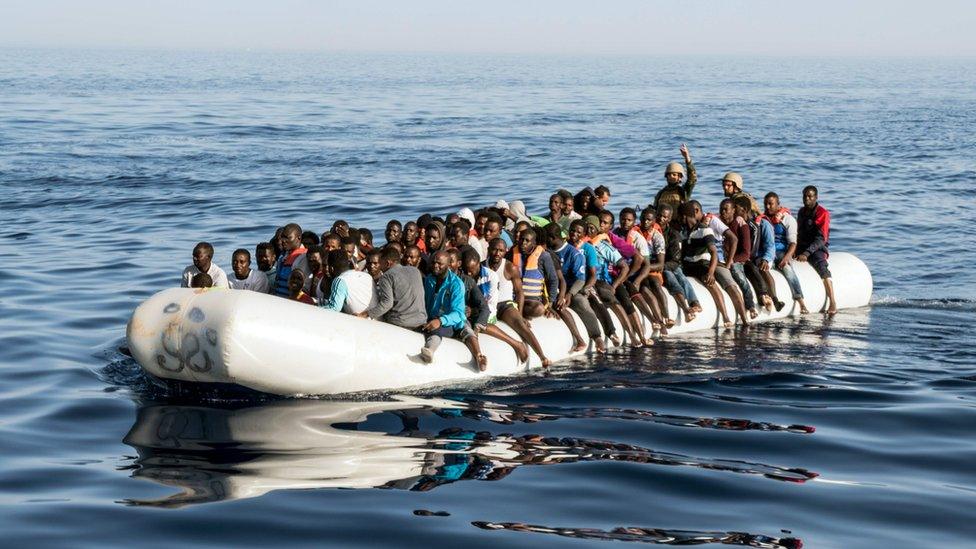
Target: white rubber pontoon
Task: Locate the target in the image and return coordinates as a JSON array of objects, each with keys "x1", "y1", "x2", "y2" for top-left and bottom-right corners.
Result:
[{"x1": 126, "y1": 252, "x2": 871, "y2": 396}]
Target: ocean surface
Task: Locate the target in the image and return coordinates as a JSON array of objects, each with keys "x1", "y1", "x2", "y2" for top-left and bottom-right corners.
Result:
[{"x1": 1, "y1": 49, "x2": 975, "y2": 548}]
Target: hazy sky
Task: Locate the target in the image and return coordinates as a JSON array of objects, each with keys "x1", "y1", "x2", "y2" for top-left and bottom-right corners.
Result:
[{"x1": 2, "y1": 0, "x2": 974, "y2": 57}]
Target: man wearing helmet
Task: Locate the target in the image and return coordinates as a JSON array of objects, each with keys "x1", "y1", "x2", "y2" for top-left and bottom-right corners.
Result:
[
  {"x1": 721, "y1": 172, "x2": 761, "y2": 216},
  {"x1": 654, "y1": 144, "x2": 697, "y2": 217}
]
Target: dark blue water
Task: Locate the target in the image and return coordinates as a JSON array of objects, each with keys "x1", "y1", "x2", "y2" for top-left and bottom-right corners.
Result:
[{"x1": 1, "y1": 49, "x2": 975, "y2": 548}]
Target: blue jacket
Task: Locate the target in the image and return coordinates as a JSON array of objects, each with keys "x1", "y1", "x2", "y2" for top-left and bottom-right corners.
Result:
[
  {"x1": 752, "y1": 218, "x2": 775, "y2": 264},
  {"x1": 424, "y1": 270, "x2": 466, "y2": 330}
]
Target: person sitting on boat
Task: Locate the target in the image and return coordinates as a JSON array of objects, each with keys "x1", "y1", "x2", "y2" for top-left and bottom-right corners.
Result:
[
  {"x1": 365, "y1": 249, "x2": 383, "y2": 283},
  {"x1": 321, "y1": 250, "x2": 376, "y2": 315},
  {"x1": 593, "y1": 185, "x2": 612, "y2": 212},
  {"x1": 287, "y1": 269, "x2": 314, "y2": 304},
  {"x1": 763, "y1": 192, "x2": 809, "y2": 314},
  {"x1": 331, "y1": 219, "x2": 350, "y2": 239},
  {"x1": 654, "y1": 144, "x2": 697, "y2": 217},
  {"x1": 615, "y1": 207, "x2": 668, "y2": 336},
  {"x1": 300, "y1": 230, "x2": 319, "y2": 251},
  {"x1": 568, "y1": 218, "x2": 621, "y2": 346},
  {"x1": 272, "y1": 223, "x2": 308, "y2": 298},
  {"x1": 545, "y1": 222, "x2": 607, "y2": 353},
  {"x1": 657, "y1": 204, "x2": 701, "y2": 322},
  {"x1": 509, "y1": 227, "x2": 560, "y2": 321},
  {"x1": 190, "y1": 272, "x2": 213, "y2": 289},
  {"x1": 680, "y1": 201, "x2": 749, "y2": 328},
  {"x1": 457, "y1": 247, "x2": 533, "y2": 364},
  {"x1": 255, "y1": 242, "x2": 277, "y2": 294},
  {"x1": 384, "y1": 220, "x2": 402, "y2": 246},
  {"x1": 539, "y1": 192, "x2": 568, "y2": 233},
  {"x1": 228, "y1": 248, "x2": 269, "y2": 293},
  {"x1": 796, "y1": 185, "x2": 837, "y2": 314},
  {"x1": 362, "y1": 246, "x2": 427, "y2": 330},
  {"x1": 421, "y1": 250, "x2": 487, "y2": 370},
  {"x1": 734, "y1": 195, "x2": 779, "y2": 311},
  {"x1": 536, "y1": 228, "x2": 588, "y2": 352},
  {"x1": 719, "y1": 199, "x2": 760, "y2": 319},
  {"x1": 484, "y1": 237, "x2": 551, "y2": 367},
  {"x1": 304, "y1": 246, "x2": 326, "y2": 303},
  {"x1": 583, "y1": 215, "x2": 641, "y2": 346},
  {"x1": 635, "y1": 206, "x2": 674, "y2": 329},
  {"x1": 403, "y1": 244, "x2": 423, "y2": 271},
  {"x1": 182, "y1": 241, "x2": 230, "y2": 289},
  {"x1": 338, "y1": 235, "x2": 362, "y2": 271},
  {"x1": 321, "y1": 233, "x2": 341, "y2": 252},
  {"x1": 597, "y1": 210, "x2": 651, "y2": 346}
]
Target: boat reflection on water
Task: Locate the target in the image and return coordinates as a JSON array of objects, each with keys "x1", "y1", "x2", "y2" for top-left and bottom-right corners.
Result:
[{"x1": 121, "y1": 395, "x2": 819, "y2": 508}]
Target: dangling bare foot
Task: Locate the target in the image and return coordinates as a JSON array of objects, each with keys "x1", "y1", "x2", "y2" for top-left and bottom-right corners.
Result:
[
  {"x1": 570, "y1": 338, "x2": 586, "y2": 352},
  {"x1": 477, "y1": 354, "x2": 488, "y2": 371},
  {"x1": 643, "y1": 337, "x2": 654, "y2": 346},
  {"x1": 692, "y1": 303, "x2": 703, "y2": 313},
  {"x1": 541, "y1": 358, "x2": 552, "y2": 370},
  {"x1": 514, "y1": 342, "x2": 528, "y2": 363},
  {"x1": 749, "y1": 308, "x2": 759, "y2": 319},
  {"x1": 665, "y1": 318, "x2": 675, "y2": 328},
  {"x1": 762, "y1": 295, "x2": 773, "y2": 312},
  {"x1": 610, "y1": 334, "x2": 621, "y2": 347},
  {"x1": 685, "y1": 310, "x2": 696, "y2": 322},
  {"x1": 659, "y1": 325, "x2": 669, "y2": 336},
  {"x1": 595, "y1": 337, "x2": 607, "y2": 353}
]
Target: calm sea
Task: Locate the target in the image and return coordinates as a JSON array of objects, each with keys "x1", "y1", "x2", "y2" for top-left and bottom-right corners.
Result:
[{"x1": 1, "y1": 49, "x2": 975, "y2": 548}]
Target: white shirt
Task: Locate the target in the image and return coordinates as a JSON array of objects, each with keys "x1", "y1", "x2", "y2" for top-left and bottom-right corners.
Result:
[
  {"x1": 228, "y1": 269, "x2": 269, "y2": 293},
  {"x1": 706, "y1": 215, "x2": 730, "y2": 262},
  {"x1": 336, "y1": 270, "x2": 377, "y2": 314},
  {"x1": 181, "y1": 264, "x2": 230, "y2": 288}
]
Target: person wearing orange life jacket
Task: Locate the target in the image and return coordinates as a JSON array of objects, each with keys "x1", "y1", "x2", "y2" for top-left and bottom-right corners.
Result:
[
  {"x1": 614, "y1": 207, "x2": 668, "y2": 337},
  {"x1": 763, "y1": 192, "x2": 809, "y2": 314},
  {"x1": 628, "y1": 207, "x2": 675, "y2": 330},
  {"x1": 272, "y1": 223, "x2": 309, "y2": 298},
  {"x1": 509, "y1": 228, "x2": 560, "y2": 321}
]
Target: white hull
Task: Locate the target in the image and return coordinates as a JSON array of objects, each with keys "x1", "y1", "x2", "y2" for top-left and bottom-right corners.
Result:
[{"x1": 126, "y1": 252, "x2": 872, "y2": 396}]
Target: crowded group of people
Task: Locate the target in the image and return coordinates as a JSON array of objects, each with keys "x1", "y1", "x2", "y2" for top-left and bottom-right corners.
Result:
[{"x1": 180, "y1": 145, "x2": 837, "y2": 371}]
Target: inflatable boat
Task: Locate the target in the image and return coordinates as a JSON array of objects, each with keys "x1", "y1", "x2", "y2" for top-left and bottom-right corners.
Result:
[{"x1": 126, "y1": 252, "x2": 871, "y2": 396}]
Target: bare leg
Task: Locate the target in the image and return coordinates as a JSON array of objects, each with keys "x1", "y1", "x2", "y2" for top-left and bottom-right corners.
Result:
[
  {"x1": 703, "y1": 282, "x2": 732, "y2": 328},
  {"x1": 629, "y1": 294, "x2": 657, "y2": 344},
  {"x1": 557, "y1": 308, "x2": 587, "y2": 352},
  {"x1": 723, "y1": 283, "x2": 749, "y2": 326},
  {"x1": 760, "y1": 270, "x2": 784, "y2": 311},
  {"x1": 609, "y1": 302, "x2": 637, "y2": 345},
  {"x1": 463, "y1": 334, "x2": 487, "y2": 371},
  {"x1": 588, "y1": 293, "x2": 621, "y2": 346},
  {"x1": 484, "y1": 324, "x2": 528, "y2": 362},
  {"x1": 823, "y1": 277, "x2": 837, "y2": 314},
  {"x1": 639, "y1": 289, "x2": 667, "y2": 333},
  {"x1": 522, "y1": 300, "x2": 545, "y2": 319},
  {"x1": 500, "y1": 307, "x2": 550, "y2": 366},
  {"x1": 651, "y1": 283, "x2": 673, "y2": 328}
]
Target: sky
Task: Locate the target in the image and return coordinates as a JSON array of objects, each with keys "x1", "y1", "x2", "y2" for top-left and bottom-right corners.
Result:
[{"x1": 2, "y1": 0, "x2": 974, "y2": 57}]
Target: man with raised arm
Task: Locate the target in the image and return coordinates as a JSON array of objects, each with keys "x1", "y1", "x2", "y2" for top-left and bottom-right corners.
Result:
[{"x1": 654, "y1": 144, "x2": 697, "y2": 216}]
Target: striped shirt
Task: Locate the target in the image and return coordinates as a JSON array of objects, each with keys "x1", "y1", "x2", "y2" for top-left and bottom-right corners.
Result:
[{"x1": 681, "y1": 223, "x2": 717, "y2": 266}]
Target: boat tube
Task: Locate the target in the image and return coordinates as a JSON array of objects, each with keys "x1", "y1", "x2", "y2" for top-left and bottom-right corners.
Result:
[{"x1": 126, "y1": 252, "x2": 871, "y2": 396}]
